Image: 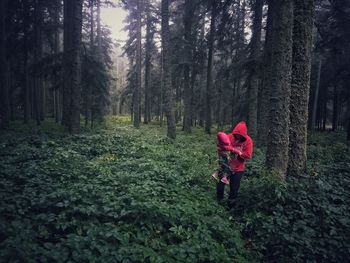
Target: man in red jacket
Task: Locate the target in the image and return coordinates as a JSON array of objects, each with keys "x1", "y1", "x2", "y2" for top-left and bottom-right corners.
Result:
[{"x1": 216, "y1": 121, "x2": 253, "y2": 209}]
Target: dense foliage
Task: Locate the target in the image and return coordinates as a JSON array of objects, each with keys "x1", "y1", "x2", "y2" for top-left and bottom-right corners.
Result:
[
  {"x1": 0, "y1": 118, "x2": 247, "y2": 262},
  {"x1": 0, "y1": 117, "x2": 349, "y2": 262}
]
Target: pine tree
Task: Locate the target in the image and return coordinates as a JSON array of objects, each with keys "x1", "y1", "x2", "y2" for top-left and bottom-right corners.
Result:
[
  {"x1": 205, "y1": 1, "x2": 217, "y2": 134},
  {"x1": 265, "y1": 0, "x2": 294, "y2": 178},
  {"x1": 247, "y1": 0, "x2": 263, "y2": 140},
  {"x1": 287, "y1": 0, "x2": 315, "y2": 177},
  {"x1": 182, "y1": 0, "x2": 195, "y2": 133},
  {"x1": 133, "y1": 0, "x2": 142, "y2": 128},
  {"x1": 62, "y1": 0, "x2": 83, "y2": 133},
  {"x1": 0, "y1": 0, "x2": 9, "y2": 129},
  {"x1": 161, "y1": 0, "x2": 176, "y2": 139}
]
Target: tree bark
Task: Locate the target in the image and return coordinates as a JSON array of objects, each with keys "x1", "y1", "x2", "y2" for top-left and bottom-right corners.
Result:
[
  {"x1": 86, "y1": 0, "x2": 94, "y2": 127},
  {"x1": 23, "y1": 0, "x2": 31, "y2": 124},
  {"x1": 247, "y1": 0, "x2": 263, "y2": 140},
  {"x1": 205, "y1": 1, "x2": 217, "y2": 134},
  {"x1": 287, "y1": 0, "x2": 314, "y2": 177},
  {"x1": 62, "y1": 0, "x2": 83, "y2": 133},
  {"x1": 265, "y1": 0, "x2": 294, "y2": 179},
  {"x1": 257, "y1": 1, "x2": 274, "y2": 146},
  {"x1": 182, "y1": 0, "x2": 194, "y2": 133},
  {"x1": 53, "y1": 0, "x2": 61, "y2": 123},
  {"x1": 332, "y1": 84, "x2": 338, "y2": 131},
  {"x1": 0, "y1": 0, "x2": 9, "y2": 129},
  {"x1": 34, "y1": 0, "x2": 44, "y2": 125},
  {"x1": 144, "y1": 0, "x2": 151, "y2": 124},
  {"x1": 311, "y1": 57, "x2": 322, "y2": 131},
  {"x1": 134, "y1": 0, "x2": 142, "y2": 128},
  {"x1": 161, "y1": 0, "x2": 176, "y2": 139},
  {"x1": 347, "y1": 86, "x2": 350, "y2": 141}
]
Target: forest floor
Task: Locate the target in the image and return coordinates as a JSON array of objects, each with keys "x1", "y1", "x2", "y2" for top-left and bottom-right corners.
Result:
[{"x1": 0, "y1": 116, "x2": 349, "y2": 262}]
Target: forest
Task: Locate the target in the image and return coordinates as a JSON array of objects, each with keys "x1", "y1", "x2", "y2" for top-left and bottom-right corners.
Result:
[{"x1": 0, "y1": 0, "x2": 349, "y2": 262}]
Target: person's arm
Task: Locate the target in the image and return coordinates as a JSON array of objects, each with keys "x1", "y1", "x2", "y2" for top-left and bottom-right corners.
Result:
[{"x1": 234, "y1": 140, "x2": 253, "y2": 160}]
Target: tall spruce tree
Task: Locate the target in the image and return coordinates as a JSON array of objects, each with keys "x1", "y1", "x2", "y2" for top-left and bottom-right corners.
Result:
[
  {"x1": 62, "y1": 0, "x2": 83, "y2": 133},
  {"x1": 265, "y1": 0, "x2": 294, "y2": 178},
  {"x1": 161, "y1": 0, "x2": 176, "y2": 139},
  {"x1": 247, "y1": 0, "x2": 263, "y2": 140},
  {"x1": 0, "y1": 0, "x2": 9, "y2": 129},
  {"x1": 288, "y1": 0, "x2": 315, "y2": 177},
  {"x1": 205, "y1": 0, "x2": 217, "y2": 134}
]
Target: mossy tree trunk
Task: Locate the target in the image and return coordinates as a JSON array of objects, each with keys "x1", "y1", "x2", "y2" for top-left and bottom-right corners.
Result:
[
  {"x1": 287, "y1": 0, "x2": 315, "y2": 177},
  {"x1": 265, "y1": 0, "x2": 294, "y2": 179}
]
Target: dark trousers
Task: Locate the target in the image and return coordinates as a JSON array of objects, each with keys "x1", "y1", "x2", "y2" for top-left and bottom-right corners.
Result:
[{"x1": 216, "y1": 171, "x2": 244, "y2": 202}]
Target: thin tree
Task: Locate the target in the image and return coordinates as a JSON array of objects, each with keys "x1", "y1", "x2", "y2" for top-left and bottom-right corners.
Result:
[
  {"x1": 257, "y1": 1, "x2": 274, "y2": 146},
  {"x1": 23, "y1": 0, "x2": 31, "y2": 123},
  {"x1": 265, "y1": 0, "x2": 294, "y2": 178},
  {"x1": 311, "y1": 56, "x2": 322, "y2": 131},
  {"x1": 205, "y1": 1, "x2": 217, "y2": 134},
  {"x1": 0, "y1": 0, "x2": 9, "y2": 129},
  {"x1": 247, "y1": 0, "x2": 263, "y2": 140},
  {"x1": 144, "y1": 0, "x2": 152, "y2": 124},
  {"x1": 33, "y1": 0, "x2": 44, "y2": 125},
  {"x1": 53, "y1": 0, "x2": 62, "y2": 123},
  {"x1": 134, "y1": 0, "x2": 142, "y2": 128},
  {"x1": 161, "y1": 0, "x2": 176, "y2": 139},
  {"x1": 183, "y1": 0, "x2": 194, "y2": 133},
  {"x1": 62, "y1": 0, "x2": 83, "y2": 133}
]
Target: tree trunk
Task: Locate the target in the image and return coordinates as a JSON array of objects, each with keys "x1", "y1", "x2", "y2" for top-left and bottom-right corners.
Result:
[
  {"x1": 332, "y1": 84, "x2": 338, "y2": 131},
  {"x1": 34, "y1": 0, "x2": 44, "y2": 125},
  {"x1": 205, "y1": 1, "x2": 217, "y2": 134},
  {"x1": 182, "y1": 0, "x2": 194, "y2": 133},
  {"x1": 311, "y1": 57, "x2": 322, "y2": 131},
  {"x1": 53, "y1": 0, "x2": 61, "y2": 123},
  {"x1": 190, "y1": 65, "x2": 197, "y2": 126},
  {"x1": 134, "y1": 0, "x2": 142, "y2": 128},
  {"x1": 321, "y1": 85, "x2": 327, "y2": 131},
  {"x1": 63, "y1": 0, "x2": 83, "y2": 133},
  {"x1": 23, "y1": 0, "x2": 31, "y2": 124},
  {"x1": 347, "y1": 87, "x2": 350, "y2": 141},
  {"x1": 144, "y1": 0, "x2": 151, "y2": 124},
  {"x1": 257, "y1": 1, "x2": 274, "y2": 146},
  {"x1": 265, "y1": 0, "x2": 294, "y2": 179},
  {"x1": 247, "y1": 0, "x2": 263, "y2": 140},
  {"x1": 161, "y1": 0, "x2": 176, "y2": 139},
  {"x1": 159, "y1": 49, "x2": 164, "y2": 126},
  {"x1": 97, "y1": 0, "x2": 102, "y2": 57},
  {"x1": 0, "y1": 3, "x2": 9, "y2": 131},
  {"x1": 198, "y1": 19, "x2": 206, "y2": 127},
  {"x1": 287, "y1": 0, "x2": 314, "y2": 177},
  {"x1": 86, "y1": 0, "x2": 94, "y2": 127}
]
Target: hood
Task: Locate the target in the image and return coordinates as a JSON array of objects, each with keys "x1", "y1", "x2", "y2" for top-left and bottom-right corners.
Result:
[
  {"x1": 217, "y1": 132, "x2": 234, "y2": 151},
  {"x1": 231, "y1": 121, "x2": 248, "y2": 140}
]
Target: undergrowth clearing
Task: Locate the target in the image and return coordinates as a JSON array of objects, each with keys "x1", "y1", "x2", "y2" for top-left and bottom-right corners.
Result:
[{"x1": 0, "y1": 116, "x2": 349, "y2": 262}]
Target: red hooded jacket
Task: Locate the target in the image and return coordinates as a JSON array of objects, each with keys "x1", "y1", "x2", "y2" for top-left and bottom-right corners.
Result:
[
  {"x1": 227, "y1": 121, "x2": 253, "y2": 172},
  {"x1": 216, "y1": 132, "x2": 234, "y2": 154}
]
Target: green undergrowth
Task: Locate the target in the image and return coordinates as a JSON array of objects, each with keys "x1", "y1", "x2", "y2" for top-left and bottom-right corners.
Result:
[
  {"x1": 235, "y1": 132, "x2": 350, "y2": 262},
  {"x1": 0, "y1": 117, "x2": 248, "y2": 263},
  {"x1": 0, "y1": 117, "x2": 349, "y2": 262}
]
